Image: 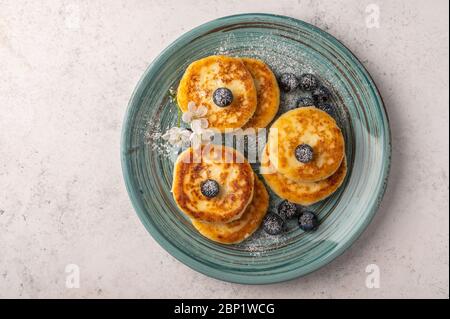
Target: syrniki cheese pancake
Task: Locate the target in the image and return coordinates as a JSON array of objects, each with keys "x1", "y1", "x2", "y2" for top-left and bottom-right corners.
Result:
[
  {"x1": 172, "y1": 145, "x2": 254, "y2": 223},
  {"x1": 268, "y1": 107, "x2": 345, "y2": 182},
  {"x1": 191, "y1": 177, "x2": 269, "y2": 244},
  {"x1": 261, "y1": 145, "x2": 347, "y2": 205},
  {"x1": 241, "y1": 58, "x2": 280, "y2": 130},
  {"x1": 177, "y1": 55, "x2": 257, "y2": 132}
]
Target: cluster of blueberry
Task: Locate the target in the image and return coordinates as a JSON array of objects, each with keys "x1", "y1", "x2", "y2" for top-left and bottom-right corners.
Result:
[
  {"x1": 278, "y1": 73, "x2": 336, "y2": 117},
  {"x1": 262, "y1": 200, "x2": 319, "y2": 235}
]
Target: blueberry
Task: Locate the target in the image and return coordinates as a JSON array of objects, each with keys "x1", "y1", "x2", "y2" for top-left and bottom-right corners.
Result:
[
  {"x1": 277, "y1": 200, "x2": 300, "y2": 220},
  {"x1": 297, "y1": 96, "x2": 315, "y2": 107},
  {"x1": 317, "y1": 103, "x2": 336, "y2": 117},
  {"x1": 278, "y1": 73, "x2": 299, "y2": 92},
  {"x1": 295, "y1": 144, "x2": 314, "y2": 163},
  {"x1": 213, "y1": 88, "x2": 233, "y2": 107},
  {"x1": 312, "y1": 86, "x2": 331, "y2": 105},
  {"x1": 299, "y1": 74, "x2": 319, "y2": 91},
  {"x1": 200, "y1": 179, "x2": 220, "y2": 198},
  {"x1": 298, "y1": 211, "x2": 319, "y2": 231},
  {"x1": 263, "y1": 213, "x2": 285, "y2": 235}
]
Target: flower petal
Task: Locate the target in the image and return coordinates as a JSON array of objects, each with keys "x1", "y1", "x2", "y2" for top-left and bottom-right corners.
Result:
[
  {"x1": 199, "y1": 118, "x2": 209, "y2": 129},
  {"x1": 180, "y1": 130, "x2": 192, "y2": 138},
  {"x1": 187, "y1": 101, "x2": 197, "y2": 113},
  {"x1": 182, "y1": 112, "x2": 192, "y2": 124},
  {"x1": 163, "y1": 127, "x2": 177, "y2": 139},
  {"x1": 196, "y1": 105, "x2": 208, "y2": 117},
  {"x1": 161, "y1": 131, "x2": 171, "y2": 140},
  {"x1": 161, "y1": 126, "x2": 193, "y2": 147},
  {"x1": 190, "y1": 119, "x2": 203, "y2": 133}
]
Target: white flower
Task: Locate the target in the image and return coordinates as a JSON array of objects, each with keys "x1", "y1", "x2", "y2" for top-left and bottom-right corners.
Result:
[
  {"x1": 190, "y1": 119, "x2": 214, "y2": 149},
  {"x1": 190, "y1": 118, "x2": 209, "y2": 131},
  {"x1": 162, "y1": 101, "x2": 213, "y2": 150},
  {"x1": 181, "y1": 101, "x2": 208, "y2": 124},
  {"x1": 161, "y1": 127, "x2": 191, "y2": 148}
]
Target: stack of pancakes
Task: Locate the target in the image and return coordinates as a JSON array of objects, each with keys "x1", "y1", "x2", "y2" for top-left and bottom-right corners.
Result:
[
  {"x1": 261, "y1": 107, "x2": 347, "y2": 206},
  {"x1": 173, "y1": 55, "x2": 283, "y2": 244},
  {"x1": 177, "y1": 55, "x2": 280, "y2": 131},
  {"x1": 172, "y1": 145, "x2": 269, "y2": 244},
  {"x1": 172, "y1": 55, "x2": 347, "y2": 244}
]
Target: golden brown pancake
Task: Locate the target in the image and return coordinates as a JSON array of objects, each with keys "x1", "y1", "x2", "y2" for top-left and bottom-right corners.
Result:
[
  {"x1": 261, "y1": 145, "x2": 347, "y2": 205},
  {"x1": 241, "y1": 58, "x2": 280, "y2": 129},
  {"x1": 177, "y1": 55, "x2": 257, "y2": 132},
  {"x1": 191, "y1": 177, "x2": 269, "y2": 244},
  {"x1": 172, "y1": 145, "x2": 254, "y2": 223},
  {"x1": 268, "y1": 107, "x2": 345, "y2": 182}
]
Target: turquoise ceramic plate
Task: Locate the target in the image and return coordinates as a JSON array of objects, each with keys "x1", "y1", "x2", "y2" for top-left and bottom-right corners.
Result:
[{"x1": 121, "y1": 14, "x2": 391, "y2": 284}]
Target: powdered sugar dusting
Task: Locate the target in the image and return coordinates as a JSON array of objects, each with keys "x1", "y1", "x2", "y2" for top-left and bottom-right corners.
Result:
[
  {"x1": 142, "y1": 31, "x2": 351, "y2": 254},
  {"x1": 214, "y1": 33, "x2": 328, "y2": 116},
  {"x1": 144, "y1": 113, "x2": 180, "y2": 163}
]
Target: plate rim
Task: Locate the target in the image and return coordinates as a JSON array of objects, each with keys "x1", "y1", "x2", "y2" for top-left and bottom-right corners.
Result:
[{"x1": 120, "y1": 13, "x2": 392, "y2": 284}]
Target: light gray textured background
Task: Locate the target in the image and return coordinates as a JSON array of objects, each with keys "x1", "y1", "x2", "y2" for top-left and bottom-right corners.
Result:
[{"x1": 0, "y1": 0, "x2": 448, "y2": 298}]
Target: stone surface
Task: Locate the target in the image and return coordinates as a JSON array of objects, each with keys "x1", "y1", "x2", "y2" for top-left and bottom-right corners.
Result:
[{"x1": 0, "y1": 0, "x2": 448, "y2": 298}]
